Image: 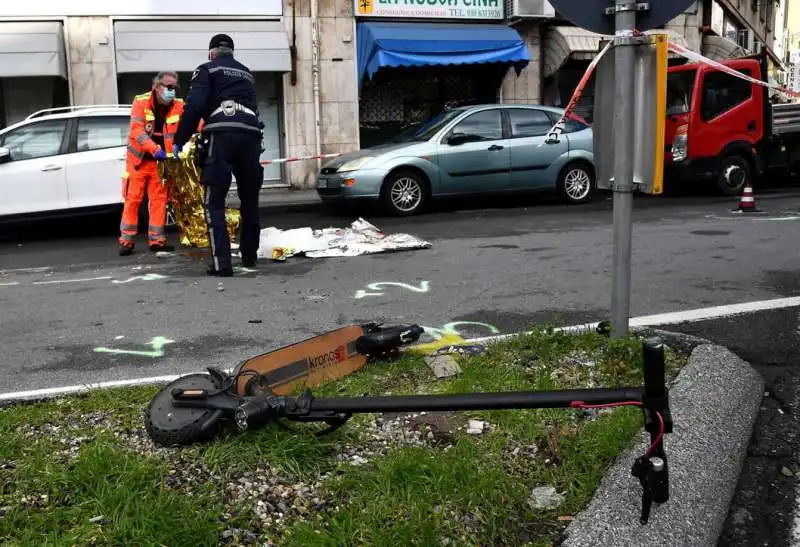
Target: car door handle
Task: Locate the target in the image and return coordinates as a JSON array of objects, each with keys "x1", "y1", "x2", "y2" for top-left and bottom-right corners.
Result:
[
  {"x1": 488, "y1": 145, "x2": 504, "y2": 151},
  {"x1": 118, "y1": 155, "x2": 126, "y2": 161},
  {"x1": 41, "y1": 164, "x2": 62, "y2": 172}
]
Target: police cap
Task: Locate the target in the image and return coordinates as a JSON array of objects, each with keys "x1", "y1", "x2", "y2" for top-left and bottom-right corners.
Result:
[{"x1": 209, "y1": 34, "x2": 234, "y2": 51}]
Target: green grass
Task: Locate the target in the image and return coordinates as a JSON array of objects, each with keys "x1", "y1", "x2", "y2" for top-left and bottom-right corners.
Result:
[{"x1": 0, "y1": 327, "x2": 686, "y2": 546}]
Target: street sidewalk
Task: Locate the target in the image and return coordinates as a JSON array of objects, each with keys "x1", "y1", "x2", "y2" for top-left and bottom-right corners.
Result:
[{"x1": 226, "y1": 188, "x2": 322, "y2": 211}]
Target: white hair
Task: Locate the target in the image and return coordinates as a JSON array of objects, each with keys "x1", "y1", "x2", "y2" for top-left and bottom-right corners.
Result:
[
  {"x1": 210, "y1": 46, "x2": 234, "y2": 57},
  {"x1": 153, "y1": 71, "x2": 179, "y2": 87}
]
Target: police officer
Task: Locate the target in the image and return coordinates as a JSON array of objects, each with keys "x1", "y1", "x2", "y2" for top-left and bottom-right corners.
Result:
[{"x1": 173, "y1": 33, "x2": 265, "y2": 277}]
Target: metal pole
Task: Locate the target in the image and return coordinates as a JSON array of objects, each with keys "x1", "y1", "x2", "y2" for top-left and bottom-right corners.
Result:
[{"x1": 610, "y1": 0, "x2": 638, "y2": 337}]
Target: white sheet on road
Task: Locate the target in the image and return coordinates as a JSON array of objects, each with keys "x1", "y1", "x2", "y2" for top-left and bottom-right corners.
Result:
[{"x1": 255, "y1": 218, "x2": 432, "y2": 259}]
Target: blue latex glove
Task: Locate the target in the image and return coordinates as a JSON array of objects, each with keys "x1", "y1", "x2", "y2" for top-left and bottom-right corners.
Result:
[
  {"x1": 173, "y1": 144, "x2": 181, "y2": 158},
  {"x1": 153, "y1": 148, "x2": 167, "y2": 160}
]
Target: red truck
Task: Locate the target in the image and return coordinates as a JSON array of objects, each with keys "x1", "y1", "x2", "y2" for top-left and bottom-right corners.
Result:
[{"x1": 664, "y1": 50, "x2": 800, "y2": 195}]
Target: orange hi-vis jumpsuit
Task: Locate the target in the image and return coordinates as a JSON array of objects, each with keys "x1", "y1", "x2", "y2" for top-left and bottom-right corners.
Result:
[{"x1": 118, "y1": 92, "x2": 185, "y2": 248}]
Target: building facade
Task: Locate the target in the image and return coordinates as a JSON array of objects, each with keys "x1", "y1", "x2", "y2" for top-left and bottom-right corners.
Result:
[
  {"x1": 785, "y1": 0, "x2": 800, "y2": 92},
  {"x1": 0, "y1": 0, "x2": 785, "y2": 190}
]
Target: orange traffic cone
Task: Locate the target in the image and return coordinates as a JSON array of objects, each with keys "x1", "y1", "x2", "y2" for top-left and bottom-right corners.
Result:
[{"x1": 737, "y1": 182, "x2": 757, "y2": 212}]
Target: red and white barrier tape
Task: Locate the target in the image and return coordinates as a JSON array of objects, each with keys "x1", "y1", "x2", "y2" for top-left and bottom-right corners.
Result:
[
  {"x1": 666, "y1": 41, "x2": 800, "y2": 99},
  {"x1": 543, "y1": 34, "x2": 800, "y2": 144},
  {"x1": 544, "y1": 40, "x2": 614, "y2": 144},
  {"x1": 260, "y1": 152, "x2": 342, "y2": 166}
]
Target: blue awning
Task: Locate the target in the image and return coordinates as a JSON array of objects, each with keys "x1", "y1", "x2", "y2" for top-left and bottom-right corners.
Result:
[{"x1": 356, "y1": 21, "x2": 532, "y2": 86}]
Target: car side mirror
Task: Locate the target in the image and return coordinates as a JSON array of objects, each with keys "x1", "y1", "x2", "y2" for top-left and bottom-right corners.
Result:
[
  {"x1": 447, "y1": 133, "x2": 470, "y2": 146},
  {"x1": 0, "y1": 147, "x2": 10, "y2": 164}
]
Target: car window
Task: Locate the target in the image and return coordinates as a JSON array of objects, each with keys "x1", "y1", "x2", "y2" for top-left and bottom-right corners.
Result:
[
  {"x1": 450, "y1": 110, "x2": 503, "y2": 141},
  {"x1": 77, "y1": 116, "x2": 129, "y2": 152},
  {"x1": 667, "y1": 69, "x2": 697, "y2": 115},
  {"x1": 0, "y1": 119, "x2": 67, "y2": 161},
  {"x1": 508, "y1": 109, "x2": 553, "y2": 138},
  {"x1": 701, "y1": 69, "x2": 752, "y2": 121},
  {"x1": 545, "y1": 111, "x2": 588, "y2": 134}
]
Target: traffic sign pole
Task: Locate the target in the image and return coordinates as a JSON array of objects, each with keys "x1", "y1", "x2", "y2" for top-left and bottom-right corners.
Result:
[
  {"x1": 549, "y1": 0, "x2": 693, "y2": 337},
  {"x1": 610, "y1": 0, "x2": 638, "y2": 337}
]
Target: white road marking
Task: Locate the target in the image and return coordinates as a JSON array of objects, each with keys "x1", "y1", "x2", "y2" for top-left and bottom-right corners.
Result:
[
  {"x1": 0, "y1": 282, "x2": 20, "y2": 287},
  {"x1": 0, "y1": 368, "x2": 236, "y2": 402},
  {"x1": 32, "y1": 276, "x2": 113, "y2": 285},
  {"x1": 792, "y1": 500, "x2": 800, "y2": 546},
  {"x1": 0, "y1": 266, "x2": 54, "y2": 274},
  {"x1": 465, "y1": 296, "x2": 800, "y2": 343},
  {"x1": 705, "y1": 213, "x2": 800, "y2": 222},
  {"x1": 2, "y1": 296, "x2": 800, "y2": 403}
]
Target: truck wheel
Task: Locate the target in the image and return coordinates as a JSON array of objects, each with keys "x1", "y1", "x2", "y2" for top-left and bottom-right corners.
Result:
[
  {"x1": 717, "y1": 155, "x2": 751, "y2": 196},
  {"x1": 381, "y1": 170, "x2": 428, "y2": 216}
]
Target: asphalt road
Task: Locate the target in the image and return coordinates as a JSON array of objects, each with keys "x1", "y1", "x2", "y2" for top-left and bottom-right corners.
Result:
[
  {"x1": 1, "y1": 183, "x2": 800, "y2": 544},
  {"x1": 1, "y1": 185, "x2": 800, "y2": 398},
  {"x1": 666, "y1": 308, "x2": 800, "y2": 547}
]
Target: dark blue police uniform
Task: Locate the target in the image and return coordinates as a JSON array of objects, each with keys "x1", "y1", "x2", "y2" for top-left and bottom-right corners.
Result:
[{"x1": 174, "y1": 33, "x2": 264, "y2": 277}]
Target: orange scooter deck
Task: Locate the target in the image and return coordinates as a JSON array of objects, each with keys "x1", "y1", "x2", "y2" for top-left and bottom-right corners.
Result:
[{"x1": 232, "y1": 325, "x2": 368, "y2": 395}]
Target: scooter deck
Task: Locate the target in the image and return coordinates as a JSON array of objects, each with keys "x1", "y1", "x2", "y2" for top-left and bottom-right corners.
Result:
[{"x1": 232, "y1": 325, "x2": 368, "y2": 395}]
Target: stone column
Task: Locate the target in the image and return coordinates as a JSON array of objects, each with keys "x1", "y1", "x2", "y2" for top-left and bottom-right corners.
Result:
[{"x1": 66, "y1": 17, "x2": 117, "y2": 105}]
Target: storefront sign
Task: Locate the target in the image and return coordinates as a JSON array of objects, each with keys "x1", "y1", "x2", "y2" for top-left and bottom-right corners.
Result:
[
  {"x1": 0, "y1": 0, "x2": 281, "y2": 16},
  {"x1": 355, "y1": 0, "x2": 504, "y2": 20}
]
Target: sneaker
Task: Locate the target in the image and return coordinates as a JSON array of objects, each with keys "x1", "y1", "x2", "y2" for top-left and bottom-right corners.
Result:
[
  {"x1": 119, "y1": 245, "x2": 134, "y2": 256},
  {"x1": 149, "y1": 243, "x2": 175, "y2": 253},
  {"x1": 241, "y1": 253, "x2": 257, "y2": 268}
]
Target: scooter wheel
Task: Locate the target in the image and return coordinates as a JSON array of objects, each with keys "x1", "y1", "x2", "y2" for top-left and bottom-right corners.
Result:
[{"x1": 144, "y1": 373, "x2": 225, "y2": 447}]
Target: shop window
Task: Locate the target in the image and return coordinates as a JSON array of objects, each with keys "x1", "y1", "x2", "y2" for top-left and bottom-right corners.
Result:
[
  {"x1": 76, "y1": 116, "x2": 129, "y2": 152},
  {"x1": 701, "y1": 69, "x2": 752, "y2": 121},
  {"x1": 0, "y1": 119, "x2": 66, "y2": 161},
  {"x1": 449, "y1": 109, "x2": 503, "y2": 141},
  {"x1": 508, "y1": 108, "x2": 553, "y2": 138},
  {"x1": 358, "y1": 64, "x2": 505, "y2": 148}
]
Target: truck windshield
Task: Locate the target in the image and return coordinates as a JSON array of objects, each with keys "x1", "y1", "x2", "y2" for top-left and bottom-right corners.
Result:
[{"x1": 666, "y1": 69, "x2": 697, "y2": 115}]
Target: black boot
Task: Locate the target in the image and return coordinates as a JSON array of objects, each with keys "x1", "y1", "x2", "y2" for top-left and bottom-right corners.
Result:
[
  {"x1": 206, "y1": 264, "x2": 233, "y2": 277},
  {"x1": 119, "y1": 245, "x2": 134, "y2": 257},
  {"x1": 149, "y1": 243, "x2": 175, "y2": 253},
  {"x1": 241, "y1": 252, "x2": 258, "y2": 268}
]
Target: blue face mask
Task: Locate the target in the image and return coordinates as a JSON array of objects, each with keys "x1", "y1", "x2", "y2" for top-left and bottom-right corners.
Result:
[{"x1": 160, "y1": 88, "x2": 176, "y2": 103}]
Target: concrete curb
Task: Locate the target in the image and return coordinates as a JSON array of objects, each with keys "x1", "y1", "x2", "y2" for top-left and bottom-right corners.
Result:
[{"x1": 558, "y1": 342, "x2": 764, "y2": 547}]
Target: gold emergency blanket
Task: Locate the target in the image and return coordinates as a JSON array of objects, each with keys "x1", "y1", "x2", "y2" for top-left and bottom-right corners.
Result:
[{"x1": 157, "y1": 135, "x2": 240, "y2": 248}]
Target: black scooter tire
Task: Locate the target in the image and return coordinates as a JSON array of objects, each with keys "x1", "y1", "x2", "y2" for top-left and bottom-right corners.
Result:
[{"x1": 144, "y1": 373, "x2": 225, "y2": 447}]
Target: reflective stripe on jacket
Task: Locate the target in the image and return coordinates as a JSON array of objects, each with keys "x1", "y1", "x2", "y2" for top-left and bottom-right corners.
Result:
[{"x1": 126, "y1": 92, "x2": 185, "y2": 169}]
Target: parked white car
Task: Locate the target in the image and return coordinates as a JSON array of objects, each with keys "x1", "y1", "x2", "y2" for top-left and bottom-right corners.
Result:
[{"x1": 0, "y1": 105, "x2": 139, "y2": 220}]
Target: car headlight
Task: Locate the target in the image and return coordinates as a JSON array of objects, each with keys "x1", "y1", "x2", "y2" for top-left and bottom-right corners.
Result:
[
  {"x1": 670, "y1": 124, "x2": 688, "y2": 163},
  {"x1": 337, "y1": 156, "x2": 374, "y2": 172}
]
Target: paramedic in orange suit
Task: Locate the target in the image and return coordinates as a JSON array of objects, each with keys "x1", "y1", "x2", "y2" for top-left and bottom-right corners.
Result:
[{"x1": 118, "y1": 71, "x2": 184, "y2": 256}]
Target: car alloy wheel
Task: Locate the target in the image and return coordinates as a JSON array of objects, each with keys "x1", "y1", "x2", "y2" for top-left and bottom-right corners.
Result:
[
  {"x1": 564, "y1": 167, "x2": 592, "y2": 202},
  {"x1": 389, "y1": 176, "x2": 423, "y2": 213}
]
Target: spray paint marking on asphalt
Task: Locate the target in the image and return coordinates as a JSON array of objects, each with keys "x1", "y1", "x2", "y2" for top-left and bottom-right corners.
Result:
[
  {"x1": 94, "y1": 336, "x2": 175, "y2": 357},
  {"x1": 414, "y1": 321, "x2": 501, "y2": 353},
  {"x1": 4, "y1": 296, "x2": 800, "y2": 402},
  {"x1": 111, "y1": 273, "x2": 167, "y2": 284},
  {"x1": 354, "y1": 281, "x2": 430, "y2": 299}
]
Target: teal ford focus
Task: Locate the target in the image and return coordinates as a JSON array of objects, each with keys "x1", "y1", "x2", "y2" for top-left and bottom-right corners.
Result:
[{"x1": 317, "y1": 104, "x2": 596, "y2": 216}]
